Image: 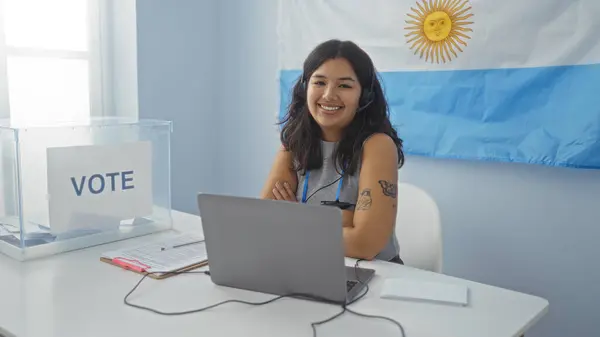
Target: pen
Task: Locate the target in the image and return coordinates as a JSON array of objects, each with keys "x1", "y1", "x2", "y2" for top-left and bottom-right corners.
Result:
[
  {"x1": 112, "y1": 257, "x2": 149, "y2": 272},
  {"x1": 161, "y1": 240, "x2": 204, "y2": 251}
]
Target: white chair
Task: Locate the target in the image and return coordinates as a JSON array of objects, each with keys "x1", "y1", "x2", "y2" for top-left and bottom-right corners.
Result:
[{"x1": 394, "y1": 182, "x2": 443, "y2": 273}]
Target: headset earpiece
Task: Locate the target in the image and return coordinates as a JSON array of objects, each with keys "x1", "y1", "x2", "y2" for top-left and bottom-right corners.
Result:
[
  {"x1": 357, "y1": 71, "x2": 377, "y2": 111},
  {"x1": 299, "y1": 72, "x2": 307, "y2": 90},
  {"x1": 358, "y1": 87, "x2": 374, "y2": 111},
  {"x1": 298, "y1": 75, "x2": 307, "y2": 98},
  {"x1": 359, "y1": 88, "x2": 374, "y2": 108}
]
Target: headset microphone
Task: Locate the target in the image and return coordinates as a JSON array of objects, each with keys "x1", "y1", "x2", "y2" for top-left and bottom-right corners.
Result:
[{"x1": 320, "y1": 200, "x2": 355, "y2": 210}]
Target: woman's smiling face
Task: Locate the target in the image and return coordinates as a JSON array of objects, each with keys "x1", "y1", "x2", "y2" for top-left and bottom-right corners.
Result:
[{"x1": 306, "y1": 57, "x2": 362, "y2": 141}]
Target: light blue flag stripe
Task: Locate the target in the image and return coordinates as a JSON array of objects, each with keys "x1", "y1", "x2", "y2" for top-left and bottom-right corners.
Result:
[{"x1": 279, "y1": 63, "x2": 600, "y2": 169}]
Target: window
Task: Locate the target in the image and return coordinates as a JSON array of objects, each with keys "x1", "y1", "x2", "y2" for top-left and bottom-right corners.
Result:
[
  {"x1": 0, "y1": 0, "x2": 138, "y2": 223},
  {"x1": 0, "y1": 0, "x2": 138, "y2": 127}
]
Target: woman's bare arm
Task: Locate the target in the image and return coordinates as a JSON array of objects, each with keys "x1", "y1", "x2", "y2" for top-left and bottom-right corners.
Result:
[
  {"x1": 260, "y1": 145, "x2": 298, "y2": 200},
  {"x1": 343, "y1": 133, "x2": 399, "y2": 259}
]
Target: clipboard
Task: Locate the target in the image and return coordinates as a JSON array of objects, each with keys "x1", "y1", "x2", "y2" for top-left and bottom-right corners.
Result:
[{"x1": 99, "y1": 232, "x2": 209, "y2": 280}]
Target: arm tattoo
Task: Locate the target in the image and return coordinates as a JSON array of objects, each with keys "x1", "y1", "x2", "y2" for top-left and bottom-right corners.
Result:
[
  {"x1": 378, "y1": 180, "x2": 397, "y2": 199},
  {"x1": 355, "y1": 188, "x2": 372, "y2": 211}
]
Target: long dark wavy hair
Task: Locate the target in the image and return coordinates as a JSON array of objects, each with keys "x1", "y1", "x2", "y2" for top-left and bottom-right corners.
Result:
[{"x1": 279, "y1": 39, "x2": 404, "y2": 176}]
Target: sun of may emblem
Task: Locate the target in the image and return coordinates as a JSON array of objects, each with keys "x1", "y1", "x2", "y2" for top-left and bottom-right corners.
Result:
[{"x1": 404, "y1": 0, "x2": 474, "y2": 63}]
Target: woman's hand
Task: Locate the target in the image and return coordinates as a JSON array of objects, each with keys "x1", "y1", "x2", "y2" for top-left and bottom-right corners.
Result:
[{"x1": 272, "y1": 181, "x2": 297, "y2": 202}]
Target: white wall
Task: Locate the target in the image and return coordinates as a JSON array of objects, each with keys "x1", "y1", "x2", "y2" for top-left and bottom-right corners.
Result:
[
  {"x1": 214, "y1": 0, "x2": 280, "y2": 196},
  {"x1": 136, "y1": 0, "x2": 219, "y2": 213},
  {"x1": 401, "y1": 155, "x2": 600, "y2": 337},
  {"x1": 136, "y1": 1, "x2": 600, "y2": 336}
]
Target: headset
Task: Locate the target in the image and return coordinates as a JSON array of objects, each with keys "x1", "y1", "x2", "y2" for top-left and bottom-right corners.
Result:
[{"x1": 300, "y1": 70, "x2": 376, "y2": 112}]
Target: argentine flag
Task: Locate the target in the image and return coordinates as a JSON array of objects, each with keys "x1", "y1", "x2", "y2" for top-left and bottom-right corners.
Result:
[{"x1": 277, "y1": 0, "x2": 600, "y2": 169}]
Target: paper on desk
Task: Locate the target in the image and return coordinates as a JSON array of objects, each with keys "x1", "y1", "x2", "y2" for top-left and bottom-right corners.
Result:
[
  {"x1": 0, "y1": 222, "x2": 21, "y2": 246},
  {"x1": 0, "y1": 225, "x2": 13, "y2": 236},
  {"x1": 380, "y1": 278, "x2": 469, "y2": 306},
  {"x1": 0, "y1": 219, "x2": 20, "y2": 234},
  {"x1": 0, "y1": 233, "x2": 20, "y2": 246},
  {"x1": 101, "y1": 232, "x2": 207, "y2": 273}
]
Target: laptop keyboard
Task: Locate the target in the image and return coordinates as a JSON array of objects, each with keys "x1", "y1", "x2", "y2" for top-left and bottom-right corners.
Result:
[{"x1": 346, "y1": 280, "x2": 358, "y2": 292}]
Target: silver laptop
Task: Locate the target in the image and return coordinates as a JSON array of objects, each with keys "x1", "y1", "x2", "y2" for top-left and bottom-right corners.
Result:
[{"x1": 197, "y1": 193, "x2": 375, "y2": 305}]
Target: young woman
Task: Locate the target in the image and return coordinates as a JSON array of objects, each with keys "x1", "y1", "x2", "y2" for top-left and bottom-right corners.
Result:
[{"x1": 260, "y1": 39, "x2": 405, "y2": 263}]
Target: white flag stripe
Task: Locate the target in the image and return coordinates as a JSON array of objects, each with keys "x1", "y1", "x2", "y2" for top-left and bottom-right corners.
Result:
[{"x1": 277, "y1": 0, "x2": 600, "y2": 72}]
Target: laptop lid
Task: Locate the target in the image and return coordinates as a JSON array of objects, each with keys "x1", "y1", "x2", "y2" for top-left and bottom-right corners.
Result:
[{"x1": 197, "y1": 193, "x2": 348, "y2": 304}]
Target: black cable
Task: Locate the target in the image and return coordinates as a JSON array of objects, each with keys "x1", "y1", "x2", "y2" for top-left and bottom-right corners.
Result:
[
  {"x1": 305, "y1": 175, "x2": 342, "y2": 202},
  {"x1": 123, "y1": 270, "x2": 297, "y2": 316},
  {"x1": 123, "y1": 260, "x2": 405, "y2": 336},
  {"x1": 310, "y1": 259, "x2": 405, "y2": 337},
  {"x1": 345, "y1": 307, "x2": 406, "y2": 335},
  {"x1": 310, "y1": 306, "x2": 347, "y2": 336},
  {"x1": 125, "y1": 270, "x2": 341, "y2": 315}
]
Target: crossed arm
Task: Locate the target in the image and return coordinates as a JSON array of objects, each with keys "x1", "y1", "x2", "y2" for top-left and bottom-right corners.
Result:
[{"x1": 259, "y1": 145, "x2": 298, "y2": 200}]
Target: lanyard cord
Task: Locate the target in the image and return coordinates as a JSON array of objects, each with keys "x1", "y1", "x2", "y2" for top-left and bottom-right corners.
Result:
[
  {"x1": 301, "y1": 171, "x2": 310, "y2": 203},
  {"x1": 301, "y1": 171, "x2": 344, "y2": 203},
  {"x1": 335, "y1": 175, "x2": 344, "y2": 202}
]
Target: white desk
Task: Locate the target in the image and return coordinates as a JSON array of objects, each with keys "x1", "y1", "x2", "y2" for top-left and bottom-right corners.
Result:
[{"x1": 0, "y1": 211, "x2": 548, "y2": 337}]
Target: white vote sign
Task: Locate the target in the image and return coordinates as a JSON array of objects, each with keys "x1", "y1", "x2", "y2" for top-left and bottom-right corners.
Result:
[{"x1": 46, "y1": 141, "x2": 153, "y2": 234}]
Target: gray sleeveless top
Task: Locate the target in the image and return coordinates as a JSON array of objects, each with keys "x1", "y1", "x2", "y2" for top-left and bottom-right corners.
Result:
[{"x1": 295, "y1": 140, "x2": 400, "y2": 261}]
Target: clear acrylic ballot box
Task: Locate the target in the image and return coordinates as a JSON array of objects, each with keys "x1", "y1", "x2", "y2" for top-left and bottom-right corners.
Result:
[{"x1": 0, "y1": 117, "x2": 173, "y2": 261}]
